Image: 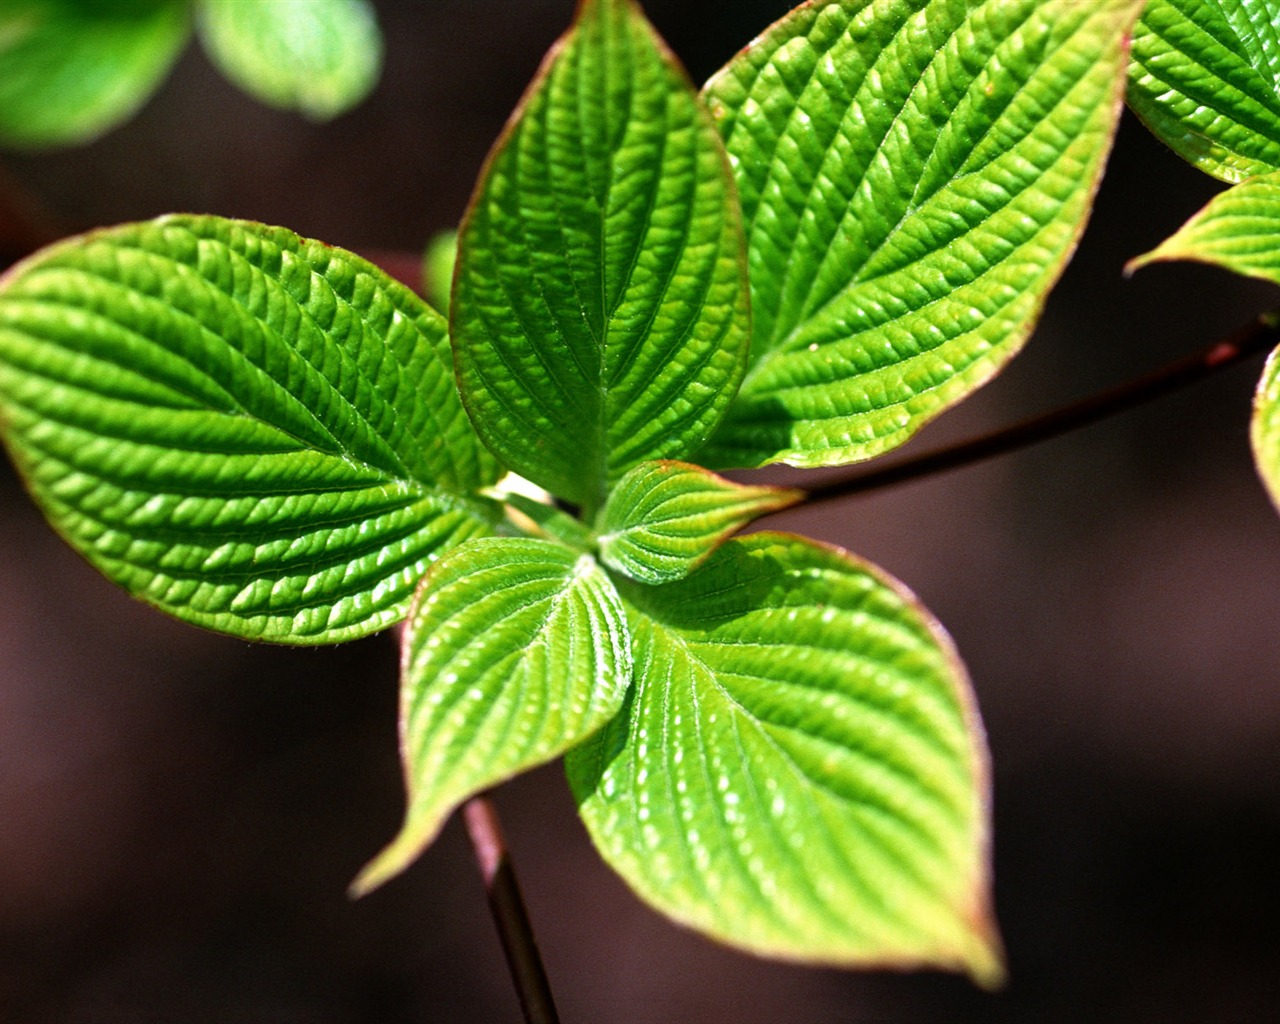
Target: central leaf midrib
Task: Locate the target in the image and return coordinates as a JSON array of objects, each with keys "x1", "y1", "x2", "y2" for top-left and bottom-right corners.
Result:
[
  {"x1": 408, "y1": 555, "x2": 600, "y2": 768},
  {"x1": 5, "y1": 373, "x2": 431, "y2": 496},
  {"x1": 37, "y1": 251, "x2": 428, "y2": 487},
  {"x1": 658, "y1": 617, "x2": 927, "y2": 937}
]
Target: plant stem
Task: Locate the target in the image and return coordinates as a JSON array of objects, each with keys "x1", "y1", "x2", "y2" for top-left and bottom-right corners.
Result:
[
  {"x1": 792, "y1": 311, "x2": 1280, "y2": 508},
  {"x1": 463, "y1": 795, "x2": 561, "y2": 1024}
]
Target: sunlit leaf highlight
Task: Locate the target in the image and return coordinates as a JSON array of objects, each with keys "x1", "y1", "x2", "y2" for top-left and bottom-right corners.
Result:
[
  {"x1": 1129, "y1": 171, "x2": 1280, "y2": 285},
  {"x1": 451, "y1": 0, "x2": 750, "y2": 513},
  {"x1": 353, "y1": 536, "x2": 631, "y2": 895},
  {"x1": 597, "y1": 460, "x2": 801, "y2": 583},
  {"x1": 568, "y1": 533, "x2": 1001, "y2": 982},
  {"x1": 699, "y1": 0, "x2": 1143, "y2": 470},
  {"x1": 1127, "y1": 0, "x2": 1280, "y2": 183},
  {"x1": 1125, "y1": 174, "x2": 1280, "y2": 511}
]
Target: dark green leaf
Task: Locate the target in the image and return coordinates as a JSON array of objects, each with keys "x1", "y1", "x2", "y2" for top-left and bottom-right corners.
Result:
[
  {"x1": 0, "y1": 215, "x2": 500, "y2": 642},
  {"x1": 452, "y1": 0, "x2": 750, "y2": 514},
  {"x1": 503, "y1": 489, "x2": 594, "y2": 552}
]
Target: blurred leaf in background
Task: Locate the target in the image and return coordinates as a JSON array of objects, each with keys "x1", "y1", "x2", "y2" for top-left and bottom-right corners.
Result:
[{"x1": 0, "y1": 0, "x2": 382, "y2": 150}]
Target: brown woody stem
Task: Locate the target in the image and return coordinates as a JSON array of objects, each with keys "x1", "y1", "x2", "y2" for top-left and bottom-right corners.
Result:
[
  {"x1": 463, "y1": 795, "x2": 561, "y2": 1024},
  {"x1": 792, "y1": 311, "x2": 1280, "y2": 508}
]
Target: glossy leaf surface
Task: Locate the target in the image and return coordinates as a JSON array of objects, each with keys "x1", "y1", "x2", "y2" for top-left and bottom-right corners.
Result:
[
  {"x1": 0, "y1": 215, "x2": 499, "y2": 642},
  {"x1": 1128, "y1": 0, "x2": 1280, "y2": 183},
  {"x1": 0, "y1": 0, "x2": 190, "y2": 149},
  {"x1": 452, "y1": 0, "x2": 750, "y2": 513},
  {"x1": 568, "y1": 533, "x2": 1000, "y2": 981},
  {"x1": 699, "y1": 0, "x2": 1142, "y2": 469},
  {"x1": 597, "y1": 460, "x2": 800, "y2": 583},
  {"x1": 196, "y1": 0, "x2": 382, "y2": 120},
  {"x1": 354, "y1": 536, "x2": 631, "y2": 894}
]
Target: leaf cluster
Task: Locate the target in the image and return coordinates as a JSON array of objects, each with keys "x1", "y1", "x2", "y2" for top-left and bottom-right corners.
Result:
[
  {"x1": 0, "y1": 0, "x2": 382, "y2": 149},
  {"x1": 12, "y1": 0, "x2": 1280, "y2": 987}
]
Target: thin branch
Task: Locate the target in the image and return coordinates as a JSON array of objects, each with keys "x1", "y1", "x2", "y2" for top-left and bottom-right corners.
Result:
[
  {"x1": 793, "y1": 311, "x2": 1280, "y2": 509},
  {"x1": 463, "y1": 795, "x2": 561, "y2": 1024}
]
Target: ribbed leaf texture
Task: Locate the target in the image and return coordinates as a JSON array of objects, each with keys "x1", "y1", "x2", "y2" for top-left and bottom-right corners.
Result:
[
  {"x1": 1128, "y1": 0, "x2": 1280, "y2": 183},
  {"x1": 597, "y1": 460, "x2": 800, "y2": 583},
  {"x1": 353, "y1": 536, "x2": 631, "y2": 894},
  {"x1": 196, "y1": 0, "x2": 382, "y2": 120},
  {"x1": 451, "y1": 0, "x2": 750, "y2": 514},
  {"x1": 0, "y1": 0, "x2": 190, "y2": 149},
  {"x1": 568, "y1": 533, "x2": 1001, "y2": 982},
  {"x1": 0, "y1": 215, "x2": 500, "y2": 642},
  {"x1": 698, "y1": 0, "x2": 1143, "y2": 469}
]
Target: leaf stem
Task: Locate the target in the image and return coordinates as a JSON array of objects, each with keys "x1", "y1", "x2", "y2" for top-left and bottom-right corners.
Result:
[
  {"x1": 463, "y1": 794, "x2": 561, "y2": 1024},
  {"x1": 792, "y1": 311, "x2": 1280, "y2": 508}
]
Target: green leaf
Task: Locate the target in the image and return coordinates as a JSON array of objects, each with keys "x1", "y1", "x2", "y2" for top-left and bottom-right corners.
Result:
[
  {"x1": 1125, "y1": 175, "x2": 1280, "y2": 514},
  {"x1": 1129, "y1": 170, "x2": 1280, "y2": 284},
  {"x1": 0, "y1": 0, "x2": 190, "y2": 149},
  {"x1": 353, "y1": 536, "x2": 631, "y2": 894},
  {"x1": 0, "y1": 215, "x2": 500, "y2": 642},
  {"x1": 1128, "y1": 0, "x2": 1280, "y2": 183},
  {"x1": 502, "y1": 490, "x2": 594, "y2": 552},
  {"x1": 451, "y1": 0, "x2": 750, "y2": 515},
  {"x1": 1252, "y1": 340, "x2": 1280, "y2": 511},
  {"x1": 597, "y1": 459, "x2": 801, "y2": 584},
  {"x1": 568, "y1": 533, "x2": 1001, "y2": 982},
  {"x1": 699, "y1": 0, "x2": 1143, "y2": 470},
  {"x1": 196, "y1": 0, "x2": 382, "y2": 120},
  {"x1": 422, "y1": 229, "x2": 457, "y2": 316}
]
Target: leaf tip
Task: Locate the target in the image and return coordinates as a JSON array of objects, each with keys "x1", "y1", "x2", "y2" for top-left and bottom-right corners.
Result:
[
  {"x1": 348, "y1": 815, "x2": 443, "y2": 899},
  {"x1": 957, "y1": 902, "x2": 1007, "y2": 990},
  {"x1": 1123, "y1": 245, "x2": 1166, "y2": 278}
]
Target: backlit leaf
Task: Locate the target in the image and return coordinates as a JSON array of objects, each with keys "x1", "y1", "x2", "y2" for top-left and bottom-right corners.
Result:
[
  {"x1": 699, "y1": 0, "x2": 1142, "y2": 469},
  {"x1": 451, "y1": 0, "x2": 750, "y2": 515},
  {"x1": 1253, "y1": 341, "x2": 1280, "y2": 512},
  {"x1": 568, "y1": 533, "x2": 1001, "y2": 981},
  {"x1": 1127, "y1": 0, "x2": 1280, "y2": 183},
  {"x1": 353, "y1": 536, "x2": 631, "y2": 894},
  {"x1": 0, "y1": 0, "x2": 190, "y2": 149},
  {"x1": 597, "y1": 460, "x2": 800, "y2": 583},
  {"x1": 0, "y1": 215, "x2": 500, "y2": 642},
  {"x1": 1129, "y1": 170, "x2": 1280, "y2": 284},
  {"x1": 196, "y1": 0, "x2": 382, "y2": 120},
  {"x1": 1125, "y1": 174, "x2": 1280, "y2": 510}
]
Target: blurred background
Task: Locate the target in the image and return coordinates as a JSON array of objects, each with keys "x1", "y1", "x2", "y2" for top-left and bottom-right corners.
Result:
[{"x1": 3, "y1": 1, "x2": 1280, "y2": 1021}]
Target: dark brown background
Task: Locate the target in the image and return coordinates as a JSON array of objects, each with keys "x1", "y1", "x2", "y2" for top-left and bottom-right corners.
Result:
[{"x1": 3, "y1": 2, "x2": 1280, "y2": 1021}]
